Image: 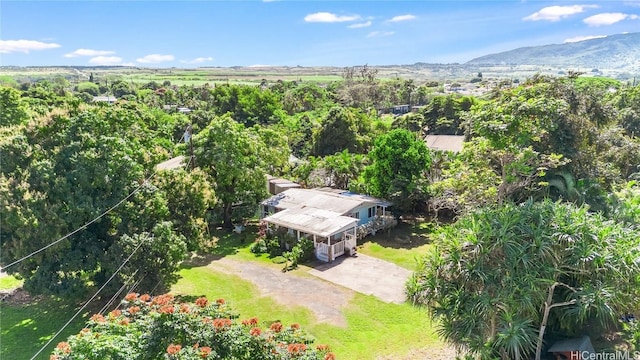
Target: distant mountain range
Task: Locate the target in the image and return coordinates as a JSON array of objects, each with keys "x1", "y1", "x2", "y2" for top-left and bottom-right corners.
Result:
[{"x1": 467, "y1": 32, "x2": 640, "y2": 70}]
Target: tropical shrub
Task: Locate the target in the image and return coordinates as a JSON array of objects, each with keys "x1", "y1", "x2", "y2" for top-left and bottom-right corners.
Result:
[
  {"x1": 282, "y1": 237, "x2": 314, "y2": 271},
  {"x1": 50, "y1": 293, "x2": 334, "y2": 360},
  {"x1": 407, "y1": 200, "x2": 640, "y2": 360}
]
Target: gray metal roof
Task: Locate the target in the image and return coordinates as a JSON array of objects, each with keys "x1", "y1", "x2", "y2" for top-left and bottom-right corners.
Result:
[
  {"x1": 425, "y1": 135, "x2": 465, "y2": 153},
  {"x1": 262, "y1": 188, "x2": 381, "y2": 215},
  {"x1": 263, "y1": 207, "x2": 358, "y2": 238},
  {"x1": 155, "y1": 156, "x2": 186, "y2": 171},
  {"x1": 547, "y1": 336, "x2": 594, "y2": 354}
]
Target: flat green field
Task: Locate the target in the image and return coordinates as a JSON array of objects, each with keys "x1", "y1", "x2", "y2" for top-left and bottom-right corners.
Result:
[{"x1": 0, "y1": 220, "x2": 444, "y2": 359}]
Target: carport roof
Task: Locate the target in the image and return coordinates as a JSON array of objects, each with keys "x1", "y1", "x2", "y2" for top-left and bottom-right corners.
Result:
[{"x1": 262, "y1": 206, "x2": 358, "y2": 238}]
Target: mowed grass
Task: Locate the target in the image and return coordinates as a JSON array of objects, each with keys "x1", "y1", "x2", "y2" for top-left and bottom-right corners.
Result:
[
  {"x1": 0, "y1": 298, "x2": 95, "y2": 360},
  {"x1": 0, "y1": 222, "x2": 440, "y2": 360},
  {"x1": 0, "y1": 276, "x2": 23, "y2": 291},
  {"x1": 172, "y1": 266, "x2": 442, "y2": 359},
  {"x1": 358, "y1": 219, "x2": 435, "y2": 271}
]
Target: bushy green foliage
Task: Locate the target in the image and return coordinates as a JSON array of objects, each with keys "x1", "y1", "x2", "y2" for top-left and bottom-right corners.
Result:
[
  {"x1": 421, "y1": 95, "x2": 474, "y2": 135},
  {"x1": 282, "y1": 237, "x2": 314, "y2": 271},
  {"x1": 76, "y1": 82, "x2": 100, "y2": 96},
  {"x1": 192, "y1": 114, "x2": 274, "y2": 228},
  {"x1": 363, "y1": 129, "x2": 431, "y2": 213},
  {"x1": 155, "y1": 169, "x2": 215, "y2": 251},
  {"x1": 0, "y1": 102, "x2": 188, "y2": 297},
  {"x1": 205, "y1": 84, "x2": 285, "y2": 127},
  {"x1": 609, "y1": 180, "x2": 640, "y2": 227},
  {"x1": 250, "y1": 238, "x2": 269, "y2": 254},
  {"x1": 50, "y1": 294, "x2": 334, "y2": 360},
  {"x1": 408, "y1": 200, "x2": 640, "y2": 359},
  {"x1": 312, "y1": 106, "x2": 360, "y2": 156},
  {"x1": 620, "y1": 319, "x2": 640, "y2": 352},
  {"x1": 0, "y1": 86, "x2": 29, "y2": 126}
]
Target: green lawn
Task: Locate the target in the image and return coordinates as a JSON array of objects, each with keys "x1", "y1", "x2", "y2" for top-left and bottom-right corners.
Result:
[
  {"x1": 0, "y1": 221, "x2": 440, "y2": 359},
  {"x1": 0, "y1": 297, "x2": 96, "y2": 360},
  {"x1": 358, "y1": 219, "x2": 435, "y2": 271},
  {"x1": 0, "y1": 276, "x2": 23, "y2": 291},
  {"x1": 172, "y1": 266, "x2": 442, "y2": 359}
]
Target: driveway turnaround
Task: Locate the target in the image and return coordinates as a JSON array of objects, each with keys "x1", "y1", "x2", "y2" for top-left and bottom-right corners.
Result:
[
  {"x1": 205, "y1": 257, "x2": 353, "y2": 326},
  {"x1": 308, "y1": 254, "x2": 411, "y2": 304}
]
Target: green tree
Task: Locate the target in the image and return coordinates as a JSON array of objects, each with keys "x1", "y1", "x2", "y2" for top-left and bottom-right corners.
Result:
[
  {"x1": 0, "y1": 103, "x2": 183, "y2": 297},
  {"x1": 76, "y1": 81, "x2": 100, "y2": 96},
  {"x1": 312, "y1": 106, "x2": 359, "y2": 156},
  {"x1": 206, "y1": 84, "x2": 284, "y2": 127},
  {"x1": 322, "y1": 150, "x2": 367, "y2": 190},
  {"x1": 407, "y1": 200, "x2": 640, "y2": 359},
  {"x1": 0, "y1": 86, "x2": 29, "y2": 126},
  {"x1": 363, "y1": 129, "x2": 431, "y2": 213},
  {"x1": 155, "y1": 169, "x2": 215, "y2": 251},
  {"x1": 192, "y1": 114, "x2": 271, "y2": 228}
]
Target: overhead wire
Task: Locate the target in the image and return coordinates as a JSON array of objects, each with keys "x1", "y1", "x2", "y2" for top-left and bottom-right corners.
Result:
[
  {"x1": 30, "y1": 235, "x2": 148, "y2": 360},
  {"x1": 1, "y1": 130, "x2": 188, "y2": 271},
  {"x1": 9, "y1": 124, "x2": 192, "y2": 359},
  {"x1": 98, "y1": 269, "x2": 139, "y2": 315},
  {"x1": 1, "y1": 173, "x2": 155, "y2": 271}
]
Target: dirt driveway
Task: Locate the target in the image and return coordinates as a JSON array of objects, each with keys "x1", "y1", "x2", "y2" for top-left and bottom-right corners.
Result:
[{"x1": 205, "y1": 257, "x2": 353, "y2": 326}]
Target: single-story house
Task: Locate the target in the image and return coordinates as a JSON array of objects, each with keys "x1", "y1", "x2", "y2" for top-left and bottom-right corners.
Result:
[
  {"x1": 93, "y1": 95, "x2": 117, "y2": 104},
  {"x1": 260, "y1": 188, "x2": 393, "y2": 262},
  {"x1": 424, "y1": 135, "x2": 465, "y2": 153}
]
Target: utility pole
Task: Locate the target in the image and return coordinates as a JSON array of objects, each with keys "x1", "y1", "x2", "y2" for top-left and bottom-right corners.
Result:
[{"x1": 186, "y1": 124, "x2": 195, "y2": 170}]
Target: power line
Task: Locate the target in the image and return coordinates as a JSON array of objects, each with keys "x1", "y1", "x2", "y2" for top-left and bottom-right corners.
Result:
[
  {"x1": 98, "y1": 269, "x2": 139, "y2": 315},
  {"x1": 30, "y1": 235, "x2": 147, "y2": 360},
  {"x1": 0, "y1": 171, "x2": 156, "y2": 271},
  {"x1": 1, "y1": 126, "x2": 190, "y2": 271}
]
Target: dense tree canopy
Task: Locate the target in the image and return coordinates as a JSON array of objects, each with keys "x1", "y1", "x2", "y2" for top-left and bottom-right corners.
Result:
[
  {"x1": 363, "y1": 129, "x2": 431, "y2": 213},
  {"x1": 192, "y1": 114, "x2": 282, "y2": 228},
  {"x1": 0, "y1": 100, "x2": 192, "y2": 297},
  {"x1": 312, "y1": 106, "x2": 361, "y2": 156},
  {"x1": 0, "y1": 86, "x2": 29, "y2": 127},
  {"x1": 407, "y1": 200, "x2": 640, "y2": 359}
]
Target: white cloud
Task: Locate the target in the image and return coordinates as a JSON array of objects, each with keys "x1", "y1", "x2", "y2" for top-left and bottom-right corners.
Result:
[
  {"x1": 523, "y1": 5, "x2": 598, "y2": 21},
  {"x1": 367, "y1": 31, "x2": 395, "y2": 38},
  {"x1": 88, "y1": 56, "x2": 123, "y2": 65},
  {"x1": 387, "y1": 14, "x2": 416, "y2": 22},
  {"x1": 64, "y1": 48, "x2": 115, "y2": 58},
  {"x1": 583, "y1": 12, "x2": 639, "y2": 26},
  {"x1": 0, "y1": 39, "x2": 61, "y2": 54},
  {"x1": 136, "y1": 54, "x2": 175, "y2": 63},
  {"x1": 180, "y1": 56, "x2": 214, "y2": 64},
  {"x1": 348, "y1": 20, "x2": 372, "y2": 29},
  {"x1": 304, "y1": 12, "x2": 360, "y2": 23},
  {"x1": 564, "y1": 35, "x2": 607, "y2": 43}
]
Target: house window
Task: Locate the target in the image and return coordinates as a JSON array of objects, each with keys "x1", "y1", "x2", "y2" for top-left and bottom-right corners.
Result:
[
  {"x1": 350, "y1": 212, "x2": 359, "y2": 219},
  {"x1": 368, "y1": 207, "x2": 376, "y2": 218}
]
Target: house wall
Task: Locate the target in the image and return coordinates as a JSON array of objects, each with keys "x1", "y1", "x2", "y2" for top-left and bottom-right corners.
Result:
[{"x1": 349, "y1": 204, "x2": 380, "y2": 226}]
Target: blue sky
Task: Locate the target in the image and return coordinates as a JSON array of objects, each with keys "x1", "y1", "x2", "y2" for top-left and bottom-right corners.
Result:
[{"x1": 1, "y1": 1, "x2": 639, "y2": 67}]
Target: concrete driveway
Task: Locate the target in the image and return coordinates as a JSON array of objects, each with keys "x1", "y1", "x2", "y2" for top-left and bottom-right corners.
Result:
[{"x1": 308, "y1": 253, "x2": 411, "y2": 304}]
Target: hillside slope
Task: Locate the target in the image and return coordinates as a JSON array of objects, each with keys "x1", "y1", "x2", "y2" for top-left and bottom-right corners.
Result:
[{"x1": 467, "y1": 32, "x2": 640, "y2": 70}]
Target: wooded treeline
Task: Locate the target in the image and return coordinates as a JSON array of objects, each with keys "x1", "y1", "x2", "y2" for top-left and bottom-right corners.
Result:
[{"x1": 2, "y1": 72, "x2": 640, "y2": 357}]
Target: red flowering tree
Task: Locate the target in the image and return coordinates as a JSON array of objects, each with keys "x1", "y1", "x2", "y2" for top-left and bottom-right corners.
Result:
[{"x1": 50, "y1": 293, "x2": 334, "y2": 360}]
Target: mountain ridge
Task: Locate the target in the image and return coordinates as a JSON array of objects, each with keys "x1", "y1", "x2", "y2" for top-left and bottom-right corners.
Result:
[{"x1": 466, "y1": 32, "x2": 640, "y2": 70}]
